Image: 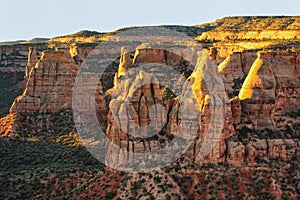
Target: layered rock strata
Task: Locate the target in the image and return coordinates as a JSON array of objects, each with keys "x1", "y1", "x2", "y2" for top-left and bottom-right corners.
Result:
[{"x1": 2, "y1": 43, "x2": 300, "y2": 166}]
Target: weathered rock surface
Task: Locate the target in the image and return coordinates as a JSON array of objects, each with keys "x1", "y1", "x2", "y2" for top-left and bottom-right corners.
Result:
[
  {"x1": 1, "y1": 35, "x2": 299, "y2": 167},
  {"x1": 25, "y1": 47, "x2": 39, "y2": 79},
  {"x1": 238, "y1": 52, "x2": 300, "y2": 129},
  {"x1": 10, "y1": 50, "x2": 80, "y2": 113},
  {"x1": 226, "y1": 138, "x2": 299, "y2": 166},
  {"x1": 0, "y1": 44, "x2": 46, "y2": 72},
  {"x1": 105, "y1": 46, "x2": 197, "y2": 169},
  {"x1": 0, "y1": 45, "x2": 48, "y2": 117},
  {"x1": 1, "y1": 18, "x2": 300, "y2": 200},
  {"x1": 106, "y1": 46, "x2": 300, "y2": 166},
  {"x1": 227, "y1": 141, "x2": 246, "y2": 165}
]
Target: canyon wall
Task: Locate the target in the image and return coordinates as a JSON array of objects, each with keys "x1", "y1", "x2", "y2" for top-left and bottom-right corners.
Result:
[
  {"x1": 0, "y1": 44, "x2": 35, "y2": 72},
  {"x1": 0, "y1": 44, "x2": 48, "y2": 117},
  {"x1": 104, "y1": 46, "x2": 299, "y2": 166},
  {"x1": 1, "y1": 39, "x2": 299, "y2": 166},
  {"x1": 10, "y1": 50, "x2": 79, "y2": 114}
]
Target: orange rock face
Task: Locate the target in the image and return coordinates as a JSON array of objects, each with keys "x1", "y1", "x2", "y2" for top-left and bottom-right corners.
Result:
[
  {"x1": 108, "y1": 48, "x2": 299, "y2": 166},
  {"x1": 10, "y1": 50, "x2": 80, "y2": 114},
  {"x1": 3, "y1": 43, "x2": 299, "y2": 166},
  {"x1": 238, "y1": 52, "x2": 300, "y2": 129}
]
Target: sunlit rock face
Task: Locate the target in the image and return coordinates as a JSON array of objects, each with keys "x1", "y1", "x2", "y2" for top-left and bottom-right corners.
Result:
[
  {"x1": 188, "y1": 52, "x2": 228, "y2": 163},
  {"x1": 9, "y1": 46, "x2": 108, "y2": 128},
  {"x1": 105, "y1": 46, "x2": 230, "y2": 168},
  {"x1": 216, "y1": 51, "x2": 300, "y2": 130},
  {"x1": 25, "y1": 47, "x2": 39, "y2": 80},
  {"x1": 216, "y1": 51, "x2": 300, "y2": 165},
  {"x1": 3, "y1": 46, "x2": 108, "y2": 140},
  {"x1": 10, "y1": 50, "x2": 80, "y2": 114},
  {"x1": 238, "y1": 52, "x2": 300, "y2": 130},
  {"x1": 105, "y1": 48, "x2": 196, "y2": 168},
  {"x1": 1, "y1": 31, "x2": 299, "y2": 167},
  {"x1": 10, "y1": 45, "x2": 297, "y2": 167}
]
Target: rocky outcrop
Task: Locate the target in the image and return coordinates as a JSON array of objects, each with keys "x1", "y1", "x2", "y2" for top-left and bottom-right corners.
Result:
[
  {"x1": 25, "y1": 47, "x2": 39, "y2": 79},
  {"x1": 97, "y1": 45, "x2": 299, "y2": 196},
  {"x1": 105, "y1": 47, "x2": 199, "y2": 169},
  {"x1": 226, "y1": 138, "x2": 299, "y2": 165},
  {"x1": 227, "y1": 141, "x2": 246, "y2": 165},
  {"x1": 105, "y1": 46, "x2": 231, "y2": 168},
  {"x1": 1, "y1": 29, "x2": 299, "y2": 167},
  {"x1": 10, "y1": 50, "x2": 80, "y2": 114},
  {"x1": 217, "y1": 51, "x2": 257, "y2": 99},
  {"x1": 238, "y1": 52, "x2": 300, "y2": 129},
  {"x1": 246, "y1": 139, "x2": 268, "y2": 163},
  {"x1": 267, "y1": 139, "x2": 298, "y2": 160},
  {"x1": 0, "y1": 44, "x2": 48, "y2": 117},
  {"x1": 0, "y1": 45, "x2": 30, "y2": 71},
  {"x1": 1, "y1": 19, "x2": 300, "y2": 200},
  {"x1": 216, "y1": 50, "x2": 300, "y2": 165},
  {"x1": 0, "y1": 44, "x2": 46, "y2": 72},
  {"x1": 216, "y1": 50, "x2": 300, "y2": 130}
]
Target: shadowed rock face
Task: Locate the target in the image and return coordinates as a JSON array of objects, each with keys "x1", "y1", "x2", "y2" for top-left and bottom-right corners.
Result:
[
  {"x1": 0, "y1": 45, "x2": 48, "y2": 117},
  {"x1": 0, "y1": 45, "x2": 34, "y2": 71}
]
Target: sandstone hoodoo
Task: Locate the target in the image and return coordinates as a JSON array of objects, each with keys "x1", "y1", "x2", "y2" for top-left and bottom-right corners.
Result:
[
  {"x1": 10, "y1": 50, "x2": 80, "y2": 114},
  {"x1": 0, "y1": 44, "x2": 47, "y2": 117}
]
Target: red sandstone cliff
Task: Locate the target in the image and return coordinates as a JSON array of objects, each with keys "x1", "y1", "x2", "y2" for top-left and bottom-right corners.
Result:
[{"x1": 1, "y1": 35, "x2": 299, "y2": 167}]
